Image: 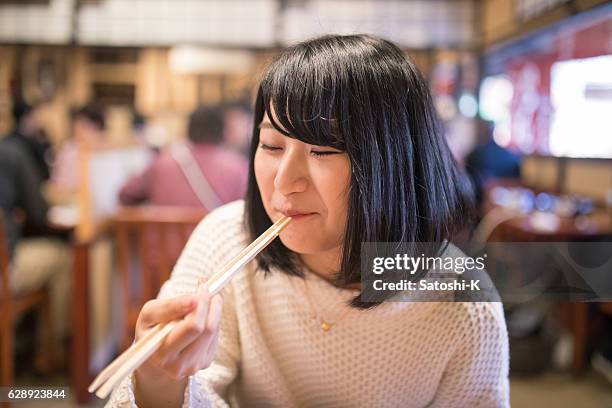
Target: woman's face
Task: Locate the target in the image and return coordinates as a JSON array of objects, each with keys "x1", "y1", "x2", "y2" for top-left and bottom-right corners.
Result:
[{"x1": 254, "y1": 110, "x2": 351, "y2": 257}]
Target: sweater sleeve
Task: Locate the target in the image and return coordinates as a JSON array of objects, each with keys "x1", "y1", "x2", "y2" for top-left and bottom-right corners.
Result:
[
  {"x1": 106, "y1": 202, "x2": 245, "y2": 408},
  {"x1": 429, "y1": 302, "x2": 510, "y2": 408}
]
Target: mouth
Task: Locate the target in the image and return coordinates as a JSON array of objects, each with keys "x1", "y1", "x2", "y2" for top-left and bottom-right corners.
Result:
[{"x1": 276, "y1": 209, "x2": 317, "y2": 220}]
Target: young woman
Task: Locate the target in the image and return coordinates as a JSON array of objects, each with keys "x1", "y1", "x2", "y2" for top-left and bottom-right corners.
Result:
[{"x1": 108, "y1": 34, "x2": 509, "y2": 408}]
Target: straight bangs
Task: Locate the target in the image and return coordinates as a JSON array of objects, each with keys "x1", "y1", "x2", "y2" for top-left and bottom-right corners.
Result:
[{"x1": 259, "y1": 45, "x2": 347, "y2": 150}]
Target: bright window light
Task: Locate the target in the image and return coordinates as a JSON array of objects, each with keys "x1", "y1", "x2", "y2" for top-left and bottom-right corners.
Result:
[
  {"x1": 549, "y1": 55, "x2": 612, "y2": 158},
  {"x1": 479, "y1": 75, "x2": 513, "y2": 122}
]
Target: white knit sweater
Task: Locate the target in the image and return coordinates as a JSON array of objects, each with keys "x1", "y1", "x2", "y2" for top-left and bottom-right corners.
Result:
[{"x1": 107, "y1": 200, "x2": 510, "y2": 408}]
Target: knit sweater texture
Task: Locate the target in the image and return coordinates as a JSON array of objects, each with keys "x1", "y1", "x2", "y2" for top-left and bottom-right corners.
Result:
[{"x1": 107, "y1": 200, "x2": 510, "y2": 407}]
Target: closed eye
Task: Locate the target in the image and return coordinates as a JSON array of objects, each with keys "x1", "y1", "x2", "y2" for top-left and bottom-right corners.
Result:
[
  {"x1": 310, "y1": 150, "x2": 341, "y2": 157},
  {"x1": 259, "y1": 143, "x2": 282, "y2": 151},
  {"x1": 259, "y1": 143, "x2": 341, "y2": 157}
]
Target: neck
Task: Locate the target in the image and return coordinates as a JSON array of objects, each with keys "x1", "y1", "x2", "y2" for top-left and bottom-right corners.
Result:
[
  {"x1": 299, "y1": 248, "x2": 361, "y2": 290},
  {"x1": 300, "y1": 250, "x2": 339, "y2": 282}
]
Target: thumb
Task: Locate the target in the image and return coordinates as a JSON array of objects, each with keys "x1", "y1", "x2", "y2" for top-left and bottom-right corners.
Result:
[{"x1": 139, "y1": 295, "x2": 197, "y2": 328}]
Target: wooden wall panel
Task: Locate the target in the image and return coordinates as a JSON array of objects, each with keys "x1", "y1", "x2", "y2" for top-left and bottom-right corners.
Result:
[{"x1": 0, "y1": 46, "x2": 16, "y2": 135}]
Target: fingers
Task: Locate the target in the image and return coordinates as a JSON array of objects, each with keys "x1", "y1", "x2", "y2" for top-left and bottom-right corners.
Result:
[
  {"x1": 163, "y1": 294, "x2": 223, "y2": 378},
  {"x1": 202, "y1": 329, "x2": 220, "y2": 367},
  {"x1": 157, "y1": 283, "x2": 213, "y2": 359},
  {"x1": 138, "y1": 295, "x2": 197, "y2": 329},
  {"x1": 167, "y1": 327, "x2": 219, "y2": 379},
  {"x1": 178, "y1": 293, "x2": 223, "y2": 362},
  {"x1": 137, "y1": 276, "x2": 224, "y2": 379},
  {"x1": 208, "y1": 292, "x2": 224, "y2": 334}
]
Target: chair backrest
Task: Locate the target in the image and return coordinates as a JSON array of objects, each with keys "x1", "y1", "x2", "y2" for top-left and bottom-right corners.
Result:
[{"x1": 114, "y1": 206, "x2": 207, "y2": 349}]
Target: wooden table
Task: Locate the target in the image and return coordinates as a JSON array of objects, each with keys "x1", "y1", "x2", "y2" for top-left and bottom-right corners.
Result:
[
  {"x1": 493, "y1": 210, "x2": 612, "y2": 375},
  {"x1": 46, "y1": 208, "x2": 96, "y2": 404},
  {"x1": 496, "y1": 211, "x2": 612, "y2": 242},
  {"x1": 72, "y1": 239, "x2": 91, "y2": 404},
  {"x1": 72, "y1": 220, "x2": 113, "y2": 404}
]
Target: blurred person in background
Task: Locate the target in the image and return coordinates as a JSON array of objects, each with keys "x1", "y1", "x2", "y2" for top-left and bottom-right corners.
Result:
[
  {"x1": 119, "y1": 105, "x2": 248, "y2": 211},
  {"x1": 131, "y1": 109, "x2": 146, "y2": 142},
  {"x1": 5, "y1": 100, "x2": 53, "y2": 182},
  {"x1": 0, "y1": 133, "x2": 71, "y2": 368},
  {"x1": 130, "y1": 108, "x2": 156, "y2": 151},
  {"x1": 47, "y1": 104, "x2": 106, "y2": 204},
  {"x1": 465, "y1": 119, "x2": 521, "y2": 207},
  {"x1": 223, "y1": 100, "x2": 253, "y2": 157}
]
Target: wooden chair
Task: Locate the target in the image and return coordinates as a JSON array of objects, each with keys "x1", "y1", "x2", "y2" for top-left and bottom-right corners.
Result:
[
  {"x1": 0, "y1": 214, "x2": 53, "y2": 386},
  {"x1": 114, "y1": 206, "x2": 207, "y2": 351}
]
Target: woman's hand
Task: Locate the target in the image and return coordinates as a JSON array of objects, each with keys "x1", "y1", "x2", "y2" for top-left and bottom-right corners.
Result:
[{"x1": 135, "y1": 279, "x2": 224, "y2": 381}]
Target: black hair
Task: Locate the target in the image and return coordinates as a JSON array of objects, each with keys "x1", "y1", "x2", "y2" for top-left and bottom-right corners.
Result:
[
  {"x1": 244, "y1": 34, "x2": 474, "y2": 308},
  {"x1": 188, "y1": 106, "x2": 224, "y2": 144},
  {"x1": 12, "y1": 100, "x2": 34, "y2": 125},
  {"x1": 132, "y1": 109, "x2": 146, "y2": 130},
  {"x1": 72, "y1": 104, "x2": 105, "y2": 131}
]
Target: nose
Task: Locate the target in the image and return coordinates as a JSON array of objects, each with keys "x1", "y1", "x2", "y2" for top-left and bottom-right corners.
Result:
[{"x1": 273, "y1": 147, "x2": 309, "y2": 196}]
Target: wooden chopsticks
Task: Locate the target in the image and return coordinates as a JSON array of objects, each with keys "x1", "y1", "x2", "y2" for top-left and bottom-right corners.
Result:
[{"x1": 89, "y1": 216, "x2": 291, "y2": 399}]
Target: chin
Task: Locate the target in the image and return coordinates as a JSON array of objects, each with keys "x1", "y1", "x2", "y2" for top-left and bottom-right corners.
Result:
[
  {"x1": 277, "y1": 231, "x2": 324, "y2": 254},
  {"x1": 278, "y1": 228, "x2": 340, "y2": 255}
]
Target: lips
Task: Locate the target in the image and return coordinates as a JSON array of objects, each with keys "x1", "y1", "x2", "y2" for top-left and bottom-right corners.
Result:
[{"x1": 275, "y1": 207, "x2": 317, "y2": 219}]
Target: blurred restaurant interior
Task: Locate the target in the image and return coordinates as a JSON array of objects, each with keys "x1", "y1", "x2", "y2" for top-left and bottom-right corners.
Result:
[{"x1": 0, "y1": 0, "x2": 611, "y2": 406}]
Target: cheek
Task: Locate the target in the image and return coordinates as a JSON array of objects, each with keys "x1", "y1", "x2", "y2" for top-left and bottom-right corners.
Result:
[
  {"x1": 323, "y1": 158, "x2": 350, "y2": 206},
  {"x1": 254, "y1": 151, "x2": 275, "y2": 201},
  {"x1": 313, "y1": 160, "x2": 351, "y2": 237}
]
